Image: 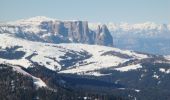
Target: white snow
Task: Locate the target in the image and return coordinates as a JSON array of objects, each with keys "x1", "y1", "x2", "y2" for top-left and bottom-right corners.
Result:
[
  {"x1": 0, "y1": 34, "x2": 148, "y2": 76},
  {"x1": 118, "y1": 88, "x2": 140, "y2": 93},
  {"x1": 33, "y1": 78, "x2": 47, "y2": 88},
  {"x1": 0, "y1": 59, "x2": 31, "y2": 68},
  {"x1": 158, "y1": 81, "x2": 161, "y2": 84},
  {"x1": 134, "y1": 89, "x2": 140, "y2": 92},
  {"x1": 89, "y1": 22, "x2": 170, "y2": 38},
  {"x1": 118, "y1": 88, "x2": 126, "y2": 90},
  {"x1": 59, "y1": 44, "x2": 147, "y2": 75},
  {"x1": 89, "y1": 22, "x2": 169, "y2": 32},
  {"x1": 166, "y1": 69, "x2": 170, "y2": 74},
  {"x1": 165, "y1": 55, "x2": 170, "y2": 61},
  {"x1": 12, "y1": 65, "x2": 46, "y2": 87},
  {"x1": 77, "y1": 71, "x2": 111, "y2": 76},
  {"x1": 0, "y1": 34, "x2": 64, "y2": 70},
  {"x1": 9, "y1": 16, "x2": 55, "y2": 26},
  {"x1": 1, "y1": 16, "x2": 56, "y2": 34},
  {"x1": 114, "y1": 64, "x2": 142, "y2": 72},
  {"x1": 159, "y1": 68, "x2": 170, "y2": 74},
  {"x1": 159, "y1": 68, "x2": 166, "y2": 73},
  {"x1": 1, "y1": 16, "x2": 87, "y2": 34},
  {"x1": 153, "y1": 74, "x2": 159, "y2": 79},
  {"x1": 140, "y1": 74, "x2": 145, "y2": 78}
]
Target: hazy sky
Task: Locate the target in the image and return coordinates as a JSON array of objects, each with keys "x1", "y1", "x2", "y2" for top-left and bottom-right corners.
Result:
[{"x1": 0, "y1": 0, "x2": 169, "y2": 23}]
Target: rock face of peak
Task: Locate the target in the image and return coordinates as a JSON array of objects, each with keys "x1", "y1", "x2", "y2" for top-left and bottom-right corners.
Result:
[
  {"x1": 0, "y1": 17, "x2": 113, "y2": 46},
  {"x1": 39, "y1": 20, "x2": 96, "y2": 44},
  {"x1": 96, "y1": 25, "x2": 113, "y2": 46}
]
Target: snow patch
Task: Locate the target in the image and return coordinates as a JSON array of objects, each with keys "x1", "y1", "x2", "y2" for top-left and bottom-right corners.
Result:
[
  {"x1": 159, "y1": 68, "x2": 170, "y2": 74},
  {"x1": 33, "y1": 78, "x2": 47, "y2": 88},
  {"x1": 135, "y1": 89, "x2": 140, "y2": 92},
  {"x1": 165, "y1": 55, "x2": 170, "y2": 61},
  {"x1": 77, "y1": 71, "x2": 111, "y2": 76},
  {"x1": 153, "y1": 74, "x2": 159, "y2": 79},
  {"x1": 10, "y1": 16, "x2": 55, "y2": 26},
  {"x1": 12, "y1": 65, "x2": 46, "y2": 87},
  {"x1": 114, "y1": 64, "x2": 142, "y2": 72}
]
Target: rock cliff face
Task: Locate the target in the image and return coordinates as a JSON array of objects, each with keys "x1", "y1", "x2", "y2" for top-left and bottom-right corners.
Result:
[
  {"x1": 40, "y1": 21, "x2": 95, "y2": 44},
  {"x1": 95, "y1": 24, "x2": 113, "y2": 46},
  {"x1": 0, "y1": 16, "x2": 113, "y2": 46}
]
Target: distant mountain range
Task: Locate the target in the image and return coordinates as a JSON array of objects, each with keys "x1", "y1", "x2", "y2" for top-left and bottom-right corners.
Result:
[
  {"x1": 89, "y1": 22, "x2": 170, "y2": 37},
  {"x1": 89, "y1": 22, "x2": 170, "y2": 55},
  {"x1": 1, "y1": 16, "x2": 170, "y2": 55},
  {"x1": 0, "y1": 16, "x2": 113, "y2": 46}
]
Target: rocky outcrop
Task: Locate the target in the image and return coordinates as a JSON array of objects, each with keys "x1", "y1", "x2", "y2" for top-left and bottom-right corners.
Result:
[
  {"x1": 95, "y1": 24, "x2": 113, "y2": 46},
  {"x1": 40, "y1": 21, "x2": 96, "y2": 44},
  {"x1": 40, "y1": 20, "x2": 113, "y2": 46}
]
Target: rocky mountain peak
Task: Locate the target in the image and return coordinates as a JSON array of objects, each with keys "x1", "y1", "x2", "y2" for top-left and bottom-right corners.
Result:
[{"x1": 95, "y1": 24, "x2": 113, "y2": 46}]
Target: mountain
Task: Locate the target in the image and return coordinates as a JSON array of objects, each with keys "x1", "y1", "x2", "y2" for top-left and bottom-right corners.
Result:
[
  {"x1": 1, "y1": 33, "x2": 170, "y2": 100},
  {"x1": 2, "y1": 16, "x2": 170, "y2": 55},
  {"x1": 0, "y1": 16, "x2": 170, "y2": 55},
  {"x1": 0, "y1": 16, "x2": 113, "y2": 46},
  {"x1": 95, "y1": 24, "x2": 113, "y2": 46},
  {"x1": 89, "y1": 22, "x2": 170, "y2": 38},
  {"x1": 89, "y1": 22, "x2": 170, "y2": 55},
  {"x1": 1, "y1": 17, "x2": 170, "y2": 99}
]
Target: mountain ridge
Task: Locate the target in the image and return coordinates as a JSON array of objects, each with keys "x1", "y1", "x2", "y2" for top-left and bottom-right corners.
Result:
[
  {"x1": 0, "y1": 16, "x2": 113, "y2": 46},
  {"x1": 1, "y1": 16, "x2": 170, "y2": 55}
]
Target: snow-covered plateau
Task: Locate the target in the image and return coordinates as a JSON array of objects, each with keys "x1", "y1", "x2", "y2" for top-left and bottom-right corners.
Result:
[{"x1": 0, "y1": 33, "x2": 152, "y2": 76}]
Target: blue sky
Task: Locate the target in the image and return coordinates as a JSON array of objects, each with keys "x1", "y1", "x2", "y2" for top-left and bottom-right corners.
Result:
[{"x1": 0, "y1": 0, "x2": 169, "y2": 23}]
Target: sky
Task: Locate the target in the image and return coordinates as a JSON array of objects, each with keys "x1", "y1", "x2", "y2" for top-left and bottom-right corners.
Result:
[{"x1": 0, "y1": 0, "x2": 169, "y2": 24}]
